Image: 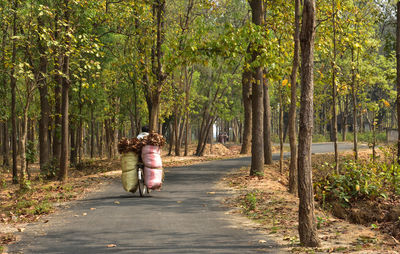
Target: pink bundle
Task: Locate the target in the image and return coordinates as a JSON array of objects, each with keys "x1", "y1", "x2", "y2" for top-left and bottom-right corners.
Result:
[
  {"x1": 142, "y1": 145, "x2": 163, "y2": 189},
  {"x1": 144, "y1": 167, "x2": 163, "y2": 189},
  {"x1": 141, "y1": 145, "x2": 163, "y2": 168}
]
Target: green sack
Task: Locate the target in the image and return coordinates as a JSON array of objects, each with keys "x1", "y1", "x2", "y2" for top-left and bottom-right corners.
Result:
[{"x1": 121, "y1": 152, "x2": 139, "y2": 192}]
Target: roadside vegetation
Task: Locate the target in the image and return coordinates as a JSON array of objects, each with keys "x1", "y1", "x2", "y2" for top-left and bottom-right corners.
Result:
[{"x1": 223, "y1": 146, "x2": 400, "y2": 253}]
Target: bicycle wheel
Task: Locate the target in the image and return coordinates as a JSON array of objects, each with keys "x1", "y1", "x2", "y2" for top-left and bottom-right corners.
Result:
[{"x1": 137, "y1": 167, "x2": 147, "y2": 197}]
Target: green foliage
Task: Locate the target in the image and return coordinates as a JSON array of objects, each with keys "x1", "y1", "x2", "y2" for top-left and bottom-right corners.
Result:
[
  {"x1": 315, "y1": 159, "x2": 400, "y2": 206},
  {"x1": 243, "y1": 192, "x2": 258, "y2": 212},
  {"x1": 40, "y1": 158, "x2": 60, "y2": 180},
  {"x1": 25, "y1": 140, "x2": 37, "y2": 164}
]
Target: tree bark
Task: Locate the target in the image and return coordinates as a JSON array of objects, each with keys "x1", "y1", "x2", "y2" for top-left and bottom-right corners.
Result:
[
  {"x1": 263, "y1": 73, "x2": 272, "y2": 165},
  {"x1": 148, "y1": 0, "x2": 166, "y2": 133},
  {"x1": 10, "y1": 0, "x2": 18, "y2": 184},
  {"x1": 1, "y1": 21, "x2": 9, "y2": 167},
  {"x1": 59, "y1": 0, "x2": 71, "y2": 181},
  {"x1": 37, "y1": 16, "x2": 50, "y2": 172},
  {"x1": 240, "y1": 69, "x2": 252, "y2": 154},
  {"x1": 298, "y1": 0, "x2": 320, "y2": 247},
  {"x1": 331, "y1": 0, "x2": 339, "y2": 174},
  {"x1": 351, "y1": 48, "x2": 358, "y2": 161},
  {"x1": 279, "y1": 90, "x2": 284, "y2": 174},
  {"x1": 397, "y1": 1, "x2": 400, "y2": 162},
  {"x1": 249, "y1": 0, "x2": 265, "y2": 175},
  {"x1": 53, "y1": 10, "x2": 62, "y2": 163},
  {"x1": 2, "y1": 121, "x2": 9, "y2": 167},
  {"x1": 90, "y1": 108, "x2": 95, "y2": 158},
  {"x1": 289, "y1": 0, "x2": 300, "y2": 195}
]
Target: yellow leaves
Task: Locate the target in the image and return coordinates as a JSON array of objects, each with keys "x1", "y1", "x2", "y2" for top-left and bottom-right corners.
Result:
[
  {"x1": 282, "y1": 79, "x2": 289, "y2": 87},
  {"x1": 381, "y1": 99, "x2": 390, "y2": 108}
]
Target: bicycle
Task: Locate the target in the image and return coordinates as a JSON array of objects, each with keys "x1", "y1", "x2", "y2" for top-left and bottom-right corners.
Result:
[{"x1": 137, "y1": 162, "x2": 150, "y2": 197}]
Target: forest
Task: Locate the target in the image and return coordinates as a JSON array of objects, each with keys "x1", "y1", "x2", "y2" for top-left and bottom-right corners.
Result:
[{"x1": 1, "y1": 0, "x2": 400, "y2": 250}]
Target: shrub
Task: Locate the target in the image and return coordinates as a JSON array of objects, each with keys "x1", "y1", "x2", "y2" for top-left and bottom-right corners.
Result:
[{"x1": 315, "y1": 159, "x2": 400, "y2": 206}]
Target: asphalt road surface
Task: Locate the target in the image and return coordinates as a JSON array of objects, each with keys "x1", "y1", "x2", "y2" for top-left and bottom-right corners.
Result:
[{"x1": 7, "y1": 142, "x2": 359, "y2": 254}]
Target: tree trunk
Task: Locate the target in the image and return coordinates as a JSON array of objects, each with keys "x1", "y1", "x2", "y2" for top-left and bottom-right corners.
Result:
[
  {"x1": 249, "y1": 0, "x2": 265, "y2": 176},
  {"x1": 342, "y1": 95, "x2": 348, "y2": 141},
  {"x1": 148, "y1": 0, "x2": 166, "y2": 133},
  {"x1": 90, "y1": 108, "x2": 95, "y2": 158},
  {"x1": 1, "y1": 21, "x2": 9, "y2": 167},
  {"x1": 279, "y1": 91, "x2": 284, "y2": 174},
  {"x1": 19, "y1": 110, "x2": 29, "y2": 190},
  {"x1": 351, "y1": 48, "x2": 358, "y2": 161},
  {"x1": 37, "y1": 16, "x2": 50, "y2": 172},
  {"x1": 53, "y1": 11, "x2": 62, "y2": 163},
  {"x1": 263, "y1": 74, "x2": 272, "y2": 164},
  {"x1": 59, "y1": 0, "x2": 71, "y2": 181},
  {"x1": 2, "y1": 121, "x2": 9, "y2": 167},
  {"x1": 70, "y1": 125, "x2": 77, "y2": 165},
  {"x1": 184, "y1": 113, "x2": 190, "y2": 156},
  {"x1": 99, "y1": 122, "x2": 104, "y2": 159},
  {"x1": 331, "y1": 0, "x2": 339, "y2": 174},
  {"x1": 240, "y1": 69, "x2": 252, "y2": 154},
  {"x1": 10, "y1": 0, "x2": 18, "y2": 184},
  {"x1": 298, "y1": 0, "x2": 320, "y2": 247},
  {"x1": 397, "y1": 1, "x2": 400, "y2": 162},
  {"x1": 289, "y1": 0, "x2": 300, "y2": 195}
]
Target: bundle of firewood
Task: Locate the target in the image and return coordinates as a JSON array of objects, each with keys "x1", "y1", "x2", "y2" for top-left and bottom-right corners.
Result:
[
  {"x1": 118, "y1": 137, "x2": 145, "y2": 154},
  {"x1": 143, "y1": 132, "x2": 166, "y2": 147},
  {"x1": 118, "y1": 132, "x2": 166, "y2": 154}
]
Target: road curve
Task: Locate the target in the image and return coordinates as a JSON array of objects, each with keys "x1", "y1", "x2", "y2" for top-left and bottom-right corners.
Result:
[
  {"x1": 8, "y1": 142, "x2": 358, "y2": 253},
  {"x1": 8, "y1": 157, "x2": 285, "y2": 254}
]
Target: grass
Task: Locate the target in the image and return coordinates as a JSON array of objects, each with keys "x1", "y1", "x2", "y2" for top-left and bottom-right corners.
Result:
[{"x1": 311, "y1": 131, "x2": 387, "y2": 143}]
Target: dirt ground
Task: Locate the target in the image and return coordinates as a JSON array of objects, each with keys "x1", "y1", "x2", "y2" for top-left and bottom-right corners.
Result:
[{"x1": 221, "y1": 150, "x2": 400, "y2": 253}]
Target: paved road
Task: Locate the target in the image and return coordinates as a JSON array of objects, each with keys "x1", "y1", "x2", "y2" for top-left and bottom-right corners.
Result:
[
  {"x1": 8, "y1": 157, "x2": 284, "y2": 254},
  {"x1": 7, "y1": 142, "x2": 358, "y2": 254}
]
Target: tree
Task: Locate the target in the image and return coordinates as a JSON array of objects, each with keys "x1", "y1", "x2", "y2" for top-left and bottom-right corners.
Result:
[
  {"x1": 297, "y1": 0, "x2": 320, "y2": 247},
  {"x1": 331, "y1": 0, "x2": 339, "y2": 173},
  {"x1": 59, "y1": 0, "x2": 71, "y2": 181},
  {"x1": 249, "y1": 0, "x2": 265, "y2": 176},
  {"x1": 397, "y1": 0, "x2": 400, "y2": 162},
  {"x1": 288, "y1": 0, "x2": 301, "y2": 195},
  {"x1": 10, "y1": 0, "x2": 18, "y2": 184}
]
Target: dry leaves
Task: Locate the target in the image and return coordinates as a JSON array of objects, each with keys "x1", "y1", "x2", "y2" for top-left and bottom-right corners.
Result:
[{"x1": 118, "y1": 132, "x2": 166, "y2": 154}]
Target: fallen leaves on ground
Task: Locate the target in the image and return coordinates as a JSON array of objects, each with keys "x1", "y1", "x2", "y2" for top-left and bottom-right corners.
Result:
[{"x1": 221, "y1": 155, "x2": 400, "y2": 253}]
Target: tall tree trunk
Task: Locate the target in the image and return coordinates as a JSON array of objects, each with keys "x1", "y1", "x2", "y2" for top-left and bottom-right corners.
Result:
[
  {"x1": 397, "y1": 1, "x2": 400, "y2": 162},
  {"x1": 70, "y1": 125, "x2": 77, "y2": 165},
  {"x1": 59, "y1": 0, "x2": 71, "y2": 181},
  {"x1": 2, "y1": 121, "x2": 9, "y2": 167},
  {"x1": 289, "y1": 0, "x2": 300, "y2": 195},
  {"x1": 279, "y1": 90, "x2": 284, "y2": 174},
  {"x1": 342, "y1": 95, "x2": 348, "y2": 141},
  {"x1": 1, "y1": 21, "x2": 9, "y2": 167},
  {"x1": 249, "y1": 0, "x2": 264, "y2": 176},
  {"x1": 53, "y1": 9, "x2": 62, "y2": 163},
  {"x1": 10, "y1": 0, "x2": 18, "y2": 184},
  {"x1": 37, "y1": 16, "x2": 50, "y2": 172},
  {"x1": 168, "y1": 121, "x2": 174, "y2": 156},
  {"x1": 184, "y1": 115, "x2": 190, "y2": 156},
  {"x1": 148, "y1": 0, "x2": 166, "y2": 133},
  {"x1": 240, "y1": 69, "x2": 252, "y2": 154},
  {"x1": 298, "y1": 0, "x2": 320, "y2": 247},
  {"x1": 90, "y1": 108, "x2": 95, "y2": 158},
  {"x1": 99, "y1": 122, "x2": 104, "y2": 159},
  {"x1": 331, "y1": 0, "x2": 339, "y2": 174},
  {"x1": 351, "y1": 48, "x2": 358, "y2": 161},
  {"x1": 19, "y1": 110, "x2": 29, "y2": 190},
  {"x1": 263, "y1": 75, "x2": 272, "y2": 164},
  {"x1": 174, "y1": 111, "x2": 181, "y2": 156}
]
